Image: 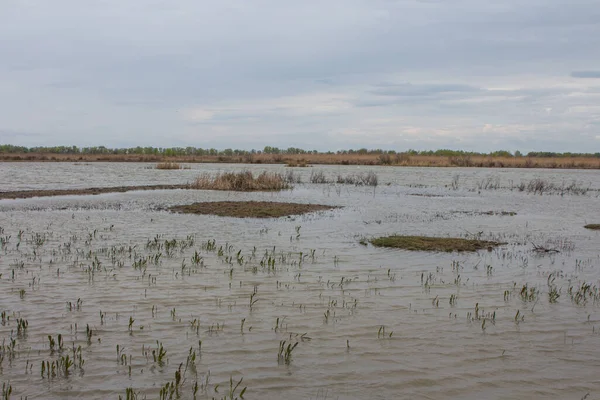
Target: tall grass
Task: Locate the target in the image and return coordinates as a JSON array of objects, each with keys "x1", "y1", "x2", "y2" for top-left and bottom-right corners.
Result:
[
  {"x1": 284, "y1": 170, "x2": 303, "y2": 184},
  {"x1": 156, "y1": 162, "x2": 183, "y2": 170},
  {"x1": 190, "y1": 171, "x2": 290, "y2": 191},
  {"x1": 309, "y1": 170, "x2": 378, "y2": 186},
  {"x1": 336, "y1": 172, "x2": 378, "y2": 186},
  {"x1": 310, "y1": 170, "x2": 329, "y2": 184},
  {"x1": 514, "y1": 179, "x2": 589, "y2": 195}
]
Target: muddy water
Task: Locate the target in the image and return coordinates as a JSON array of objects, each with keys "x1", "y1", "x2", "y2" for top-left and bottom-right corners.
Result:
[{"x1": 1, "y1": 163, "x2": 600, "y2": 399}]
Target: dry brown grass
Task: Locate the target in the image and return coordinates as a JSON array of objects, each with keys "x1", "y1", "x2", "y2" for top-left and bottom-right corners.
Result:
[
  {"x1": 190, "y1": 171, "x2": 290, "y2": 191},
  {"x1": 368, "y1": 235, "x2": 503, "y2": 252},
  {"x1": 169, "y1": 201, "x2": 337, "y2": 218},
  {"x1": 156, "y1": 162, "x2": 182, "y2": 170},
  {"x1": 2, "y1": 152, "x2": 599, "y2": 169}
]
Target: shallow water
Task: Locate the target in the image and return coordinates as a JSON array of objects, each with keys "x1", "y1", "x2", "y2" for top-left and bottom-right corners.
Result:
[{"x1": 1, "y1": 163, "x2": 600, "y2": 399}]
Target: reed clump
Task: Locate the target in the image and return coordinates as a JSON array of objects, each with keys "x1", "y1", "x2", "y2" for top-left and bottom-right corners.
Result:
[
  {"x1": 190, "y1": 171, "x2": 290, "y2": 191},
  {"x1": 310, "y1": 170, "x2": 329, "y2": 184},
  {"x1": 285, "y1": 159, "x2": 309, "y2": 167},
  {"x1": 369, "y1": 235, "x2": 502, "y2": 252},
  {"x1": 284, "y1": 170, "x2": 302, "y2": 184},
  {"x1": 336, "y1": 171, "x2": 378, "y2": 187},
  {"x1": 156, "y1": 162, "x2": 183, "y2": 170},
  {"x1": 309, "y1": 170, "x2": 379, "y2": 186},
  {"x1": 514, "y1": 179, "x2": 589, "y2": 195}
]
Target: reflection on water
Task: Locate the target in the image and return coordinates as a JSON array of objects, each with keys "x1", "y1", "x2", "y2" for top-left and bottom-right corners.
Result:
[{"x1": 0, "y1": 163, "x2": 599, "y2": 399}]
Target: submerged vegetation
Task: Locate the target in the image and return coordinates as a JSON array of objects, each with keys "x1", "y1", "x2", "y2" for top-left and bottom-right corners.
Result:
[
  {"x1": 2, "y1": 212, "x2": 596, "y2": 398},
  {"x1": 367, "y1": 235, "x2": 503, "y2": 252},
  {"x1": 169, "y1": 201, "x2": 338, "y2": 218},
  {"x1": 309, "y1": 170, "x2": 378, "y2": 186},
  {"x1": 1, "y1": 161, "x2": 600, "y2": 398},
  {"x1": 514, "y1": 178, "x2": 590, "y2": 195},
  {"x1": 453, "y1": 174, "x2": 593, "y2": 196}
]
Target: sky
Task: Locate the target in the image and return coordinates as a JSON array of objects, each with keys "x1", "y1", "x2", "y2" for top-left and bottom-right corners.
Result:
[{"x1": 1, "y1": 0, "x2": 599, "y2": 153}]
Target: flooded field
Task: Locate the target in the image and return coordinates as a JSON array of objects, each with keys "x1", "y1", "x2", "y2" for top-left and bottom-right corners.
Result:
[{"x1": 1, "y1": 163, "x2": 600, "y2": 399}]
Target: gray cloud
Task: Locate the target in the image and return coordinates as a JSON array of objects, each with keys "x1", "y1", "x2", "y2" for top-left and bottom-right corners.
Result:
[
  {"x1": 370, "y1": 83, "x2": 481, "y2": 97},
  {"x1": 571, "y1": 71, "x2": 600, "y2": 78}
]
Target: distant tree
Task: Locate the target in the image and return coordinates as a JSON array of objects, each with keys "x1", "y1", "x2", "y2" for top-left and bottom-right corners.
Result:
[{"x1": 490, "y1": 150, "x2": 513, "y2": 157}]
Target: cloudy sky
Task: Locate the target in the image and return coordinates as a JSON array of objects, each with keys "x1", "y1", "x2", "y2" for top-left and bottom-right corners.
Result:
[{"x1": 1, "y1": 0, "x2": 599, "y2": 152}]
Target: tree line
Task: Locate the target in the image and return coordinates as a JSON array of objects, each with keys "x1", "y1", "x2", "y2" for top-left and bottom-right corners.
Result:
[{"x1": 0, "y1": 144, "x2": 598, "y2": 158}]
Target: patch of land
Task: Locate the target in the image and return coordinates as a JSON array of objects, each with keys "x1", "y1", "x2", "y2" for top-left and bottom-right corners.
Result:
[
  {"x1": 452, "y1": 210, "x2": 517, "y2": 216},
  {"x1": 407, "y1": 193, "x2": 445, "y2": 197},
  {"x1": 368, "y1": 235, "x2": 503, "y2": 252},
  {"x1": 168, "y1": 201, "x2": 338, "y2": 218},
  {"x1": 0, "y1": 184, "x2": 189, "y2": 200},
  {"x1": 584, "y1": 224, "x2": 600, "y2": 230}
]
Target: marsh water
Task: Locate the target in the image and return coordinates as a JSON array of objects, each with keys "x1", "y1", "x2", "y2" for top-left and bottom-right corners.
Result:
[{"x1": 1, "y1": 162, "x2": 600, "y2": 399}]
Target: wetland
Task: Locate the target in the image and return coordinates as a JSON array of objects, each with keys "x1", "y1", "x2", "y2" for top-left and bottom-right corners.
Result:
[{"x1": 1, "y1": 162, "x2": 600, "y2": 399}]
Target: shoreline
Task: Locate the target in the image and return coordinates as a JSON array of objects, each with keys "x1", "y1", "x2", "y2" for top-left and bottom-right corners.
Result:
[{"x1": 0, "y1": 184, "x2": 190, "y2": 200}]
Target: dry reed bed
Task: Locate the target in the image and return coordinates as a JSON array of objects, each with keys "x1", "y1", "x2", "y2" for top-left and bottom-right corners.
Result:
[
  {"x1": 190, "y1": 171, "x2": 290, "y2": 191},
  {"x1": 156, "y1": 162, "x2": 184, "y2": 170},
  {"x1": 3, "y1": 152, "x2": 600, "y2": 169}
]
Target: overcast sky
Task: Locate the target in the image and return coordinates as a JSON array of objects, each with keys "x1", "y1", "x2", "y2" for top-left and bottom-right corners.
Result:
[{"x1": 1, "y1": 0, "x2": 599, "y2": 152}]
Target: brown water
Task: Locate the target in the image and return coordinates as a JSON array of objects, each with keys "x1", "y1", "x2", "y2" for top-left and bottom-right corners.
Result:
[{"x1": 1, "y1": 163, "x2": 600, "y2": 399}]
